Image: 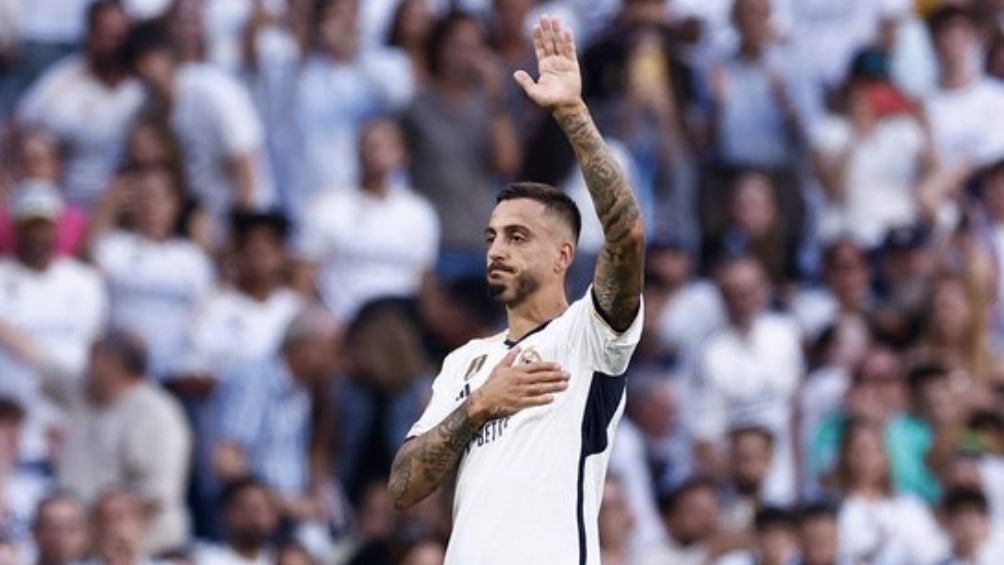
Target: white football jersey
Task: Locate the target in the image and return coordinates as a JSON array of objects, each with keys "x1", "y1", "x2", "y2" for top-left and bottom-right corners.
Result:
[{"x1": 407, "y1": 288, "x2": 643, "y2": 565}]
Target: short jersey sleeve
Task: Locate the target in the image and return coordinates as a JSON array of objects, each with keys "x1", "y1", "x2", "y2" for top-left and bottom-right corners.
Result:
[
  {"x1": 406, "y1": 353, "x2": 461, "y2": 439},
  {"x1": 572, "y1": 286, "x2": 644, "y2": 376}
]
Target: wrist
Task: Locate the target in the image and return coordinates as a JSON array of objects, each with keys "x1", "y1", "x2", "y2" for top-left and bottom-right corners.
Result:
[
  {"x1": 465, "y1": 392, "x2": 489, "y2": 427},
  {"x1": 551, "y1": 97, "x2": 588, "y2": 119}
]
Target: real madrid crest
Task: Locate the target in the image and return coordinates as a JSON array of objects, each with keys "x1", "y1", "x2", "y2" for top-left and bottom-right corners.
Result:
[{"x1": 517, "y1": 347, "x2": 543, "y2": 365}]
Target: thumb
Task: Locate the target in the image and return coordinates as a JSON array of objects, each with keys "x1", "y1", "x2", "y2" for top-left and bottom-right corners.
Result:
[
  {"x1": 498, "y1": 346, "x2": 521, "y2": 368},
  {"x1": 513, "y1": 70, "x2": 535, "y2": 93}
]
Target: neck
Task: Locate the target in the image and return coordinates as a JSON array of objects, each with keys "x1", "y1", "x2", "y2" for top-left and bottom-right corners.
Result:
[
  {"x1": 17, "y1": 255, "x2": 52, "y2": 272},
  {"x1": 239, "y1": 277, "x2": 276, "y2": 302},
  {"x1": 232, "y1": 544, "x2": 263, "y2": 560},
  {"x1": 505, "y1": 288, "x2": 568, "y2": 342},
  {"x1": 739, "y1": 40, "x2": 763, "y2": 60},
  {"x1": 941, "y1": 64, "x2": 976, "y2": 90},
  {"x1": 361, "y1": 174, "x2": 390, "y2": 198}
]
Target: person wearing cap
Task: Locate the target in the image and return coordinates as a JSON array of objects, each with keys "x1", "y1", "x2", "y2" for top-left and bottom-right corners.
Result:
[
  {"x1": 0, "y1": 181, "x2": 107, "y2": 465},
  {"x1": 810, "y1": 46, "x2": 941, "y2": 249},
  {"x1": 871, "y1": 223, "x2": 937, "y2": 346}
]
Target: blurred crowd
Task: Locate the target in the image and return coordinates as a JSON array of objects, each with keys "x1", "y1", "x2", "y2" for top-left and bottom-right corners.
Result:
[{"x1": 1, "y1": 0, "x2": 1004, "y2": 563}]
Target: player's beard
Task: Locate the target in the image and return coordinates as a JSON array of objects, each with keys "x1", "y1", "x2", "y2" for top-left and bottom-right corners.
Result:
[{"x1": 488, "y1": 271, "x2": 540, "y2": 306}]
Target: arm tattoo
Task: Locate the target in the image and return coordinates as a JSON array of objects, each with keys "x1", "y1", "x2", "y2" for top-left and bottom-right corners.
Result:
[
  {"x1": 388, "y1": 401, "x2": 479, "y2": 509},
  {"x1": 555, "y1": 102, "x2": 644, "y2": 332}
]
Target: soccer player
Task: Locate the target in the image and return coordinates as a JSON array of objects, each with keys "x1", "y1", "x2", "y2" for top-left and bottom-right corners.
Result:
[{"x1": 388, "y1": 16, "x2": 645, "y2": 564}]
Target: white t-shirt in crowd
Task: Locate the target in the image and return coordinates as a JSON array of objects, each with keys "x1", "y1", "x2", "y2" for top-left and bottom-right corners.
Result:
[
  {"x1": 296, "y1": 185, "x2": 439, "y2": 322},
  {"x1": 294, "y1": 51, "x2": 414, "y2": 197},
  {"x1": 94, "y1": 231, "x2": 215, "y2": 379},
  {"x1": 926, "y1": 78, "x2": 1004, "y2": 168},
  {"x1": 797, "y1": 366, "x2": 851, "y2": 499},
  {"x1": 194, "y1": 544, "x2": 273, "y2": 565},
  {"x1": 980, "y1": 455, "x2": 1004, "y2": 527},
  {"x1": 656, "y1": 281, "x2": 725, "y2": 359},
  {"x1": 940, "y1": 528, "x2": 1004, "y2": 565},
  {"x1": 178, "y1": 287, "x2": 302, "y2": 378},
  {"x1": 837, "y1": 493, "x2": 949, "y2": 565},
  {"x1": 812, "y1": 114, "x2": 927, "y2": 248},
  {"x1": 687, "y1": 313, "x2": 804, "y2": 505},
  {"x1": 16, "y1": 0, "x2": 94, "y2": 43},
  {"x1": 785, "y1": 0, "x2": 883, "y2": 88},
  {"x1": 18, "y1": 57, "x2": 144, "y2": 207},
  {"x1": 407, "y1": 289, "x2": 643, "y2": 565},
  {"x1": 0, "y1": 257, "x2": 107, "y2": 460},
  {"x1": 170, "y1": 63, "x2": 275, "y2": 222}
]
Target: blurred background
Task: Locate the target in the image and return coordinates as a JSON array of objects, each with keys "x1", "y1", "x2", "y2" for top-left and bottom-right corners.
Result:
[{"x1": 1, "y1": 0, "x2": 1004, "y2": 563}]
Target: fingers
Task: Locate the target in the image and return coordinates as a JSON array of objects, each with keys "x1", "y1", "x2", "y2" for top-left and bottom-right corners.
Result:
[
  {"x1": 560, "y1": 28, "x2": 576, "y2": 60},
  {"x1": 513, "y1": 70, "x2": 535, "y2": 93},
  {"x1": 543, "y1": 17, "x2": 560, "y2": 57},
  {"x1": 532, "y1": 23, "x2": 546, "y2": 63},
  {"x1": 525, "y1": 380, "x2": 570, "y2": 396},
  {"x1": 520, "y1": 361, "x2": 564, "y2": 373},
  {"x1": 497, "y1": 346, "x2": 521, "y2": 368}
]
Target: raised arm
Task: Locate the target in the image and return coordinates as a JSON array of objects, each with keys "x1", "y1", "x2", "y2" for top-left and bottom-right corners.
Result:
[{"x1": 514, "y1": 17, "x2": 644, "y2": 331}]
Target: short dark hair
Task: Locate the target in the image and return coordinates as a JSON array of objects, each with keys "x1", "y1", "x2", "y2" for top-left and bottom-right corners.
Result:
[
  {"x1": 927, "y1": 5, "x2": 976, "y2": 36},
  {"x1": 0, "y1": 397, "x2": 24, "y2": 424},
  {"x1": 942, "y1": 487, "x2": 989, "y2": 516},
  {"x1": 659, "y1": 475, "x2": 717, "y2": 514},
  {"x1": 231, "y1": 210, "x2": 291, "y2": 246},
  {"x1": 124, "y1": 20, "x2": 174, "y2": 69},
  {"x1": 906, "y1": 362, "x2": 949, "y2": 394},
  {"x1": 728, "y1": 424, "x2": 775, "y2": 450},
  {"x1": 95, "y1": 330, "x2": 149, "y2": 377},
  {"x1": 426, "y1": 11, "x2": 481, "y2": 79},
  {"x1": 798, "y1": 501, "x2": 838, "y2": 523},
  {"x1": 496, "y1": 182, "x2": 582, "y2": 242},
  {"x1": 755, "y1": 506, "x2": 797, "y2": 532},
  {"x1": 219, "y1": 476, "x2": 270, "y2": 510},
  {"x1": 87, "y1": 0, "x2": 124, "y2": 34}
]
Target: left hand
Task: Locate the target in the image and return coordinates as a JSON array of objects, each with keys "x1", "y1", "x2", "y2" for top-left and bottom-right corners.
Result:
[{"x1": 514, "y1": 17, "x2": 582, "y2": 111}]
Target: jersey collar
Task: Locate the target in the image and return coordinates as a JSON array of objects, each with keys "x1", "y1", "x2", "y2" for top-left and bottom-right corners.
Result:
[{"x1": 503, "y1": 319, "x2": 553, "y2": 349}]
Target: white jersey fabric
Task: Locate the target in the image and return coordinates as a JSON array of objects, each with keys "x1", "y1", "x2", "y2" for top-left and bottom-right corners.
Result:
[{"x1": 407, "y1": 289, "x2": 643, "y2": 565}]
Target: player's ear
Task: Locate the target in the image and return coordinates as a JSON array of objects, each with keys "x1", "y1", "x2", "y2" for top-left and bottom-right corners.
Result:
[{"x1": 554, "y1": 241, "x2": 574, "y2": 273}]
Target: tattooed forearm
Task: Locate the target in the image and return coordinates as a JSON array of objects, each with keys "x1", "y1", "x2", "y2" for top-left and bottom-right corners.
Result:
[
  {"x1": 389, "y1": 401, "x2": 480, "y2": 510},
  {"x1": 554, "y1": 101, "x2": 644, "y2": 331}
]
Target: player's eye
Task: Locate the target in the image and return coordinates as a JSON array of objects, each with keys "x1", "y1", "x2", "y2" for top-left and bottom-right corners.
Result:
[{"x1": 510, "y1": 233, "x2": 526, "y2": 244}]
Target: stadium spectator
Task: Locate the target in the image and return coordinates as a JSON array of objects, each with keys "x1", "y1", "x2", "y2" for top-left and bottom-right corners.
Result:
[
  {"x1": 332, "y1": 300, "x2": 430, "y2": 503},
  {"x1": 717, "y1": 506, "x2": 800, "y2": 565},
  {"x1": 646, "y1": 241, "x2": 725, "y2": 361},
  {"x1": 924, "y1": 5, "x2": 1004, "y2": 169},
  {"x1": 720, "y1": 426, "x2": 774, "y2": 532},
  {"x1": 213, "y1": 307, "x2": 340, "y2": 524},
  {"x1": 833, "y1": 419, "x2": 947, "y2": 564},
  {"x1": 194, "y1": 477, "x2": 279, "y2": 565},
  {"x1": 689, "y1": 255, "x2": 803, "y2": 505},
  {"x1": 915, "y1": 272, "x2": 994, "y2": 379},
  {"x1": 55, "y1": 331, "x2": 191, "y2": 554},
  {"x1": 636, "y1": 476, "x2": 740, "y2": 565},
  {"x1": 294, "y1": 118, "x2": 439, "y2": 322},
  {"x1": 0, "y1": 129, "x2": 88, "y2": 257},
  {"x1": 871, "y1": 224, "x2": 938, "y2": 346},
  {"x1": 30, "y1": 493, "x2": 89, "y2": 565},
  {"x1": 386, "y1": 0, "x2": 436, "y2": 88},
  {"x1": 790, "y1": 238, "x2": 873, "y2": 340},
  {"x1": 704, "y1": 0, "x2": 816, "y2": 171},
  {"x1": 15, "y1": 1, "x2": 143, "y2": 208},
  {"x1": 0, "y1": 182, "x2": 107, "y2": 463},
  {"x1": 598, "y1": 475, "x2": 635, "y2": 565},
  {"x1": 0, "y1": 397, "x2": 48, "y2": 543},
  {"x1": 941, "y1": 487, "x2": 1004, "y2": 565},
  {"x1": 810, "y1": 51, "x2": 941, "y2": 249},
  {"x1": 402, "y1": 10, "x2": 521, "y2": 278},
  {"x1": 85, "y1": 487, "x2": 158, "y2": 565},
  {"x1": 796, "y1": 502, "x2": 844, "y2": 565},
  {"x1": 87, "y1": 166, "x2": 214, "y2": 380},
  {"x1": 291, "y1": 0, "x2": 414, "y2": 207},
  {"x1": 125, "y1": 20, "x2": 274, "y2": 237},
  {"x1": 611, "y1": 375, "x2": 692, "y2": 551}
]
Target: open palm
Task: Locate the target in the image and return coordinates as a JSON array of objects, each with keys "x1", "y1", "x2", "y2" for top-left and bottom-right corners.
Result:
[{"x1": 514, "y1": 17, "x2": 582, "y2": 110}]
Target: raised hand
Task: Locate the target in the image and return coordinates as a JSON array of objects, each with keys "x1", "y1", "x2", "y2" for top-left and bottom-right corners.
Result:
[{"x1": 513, "y1": 16, "x2": 582, "y2": 111}]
